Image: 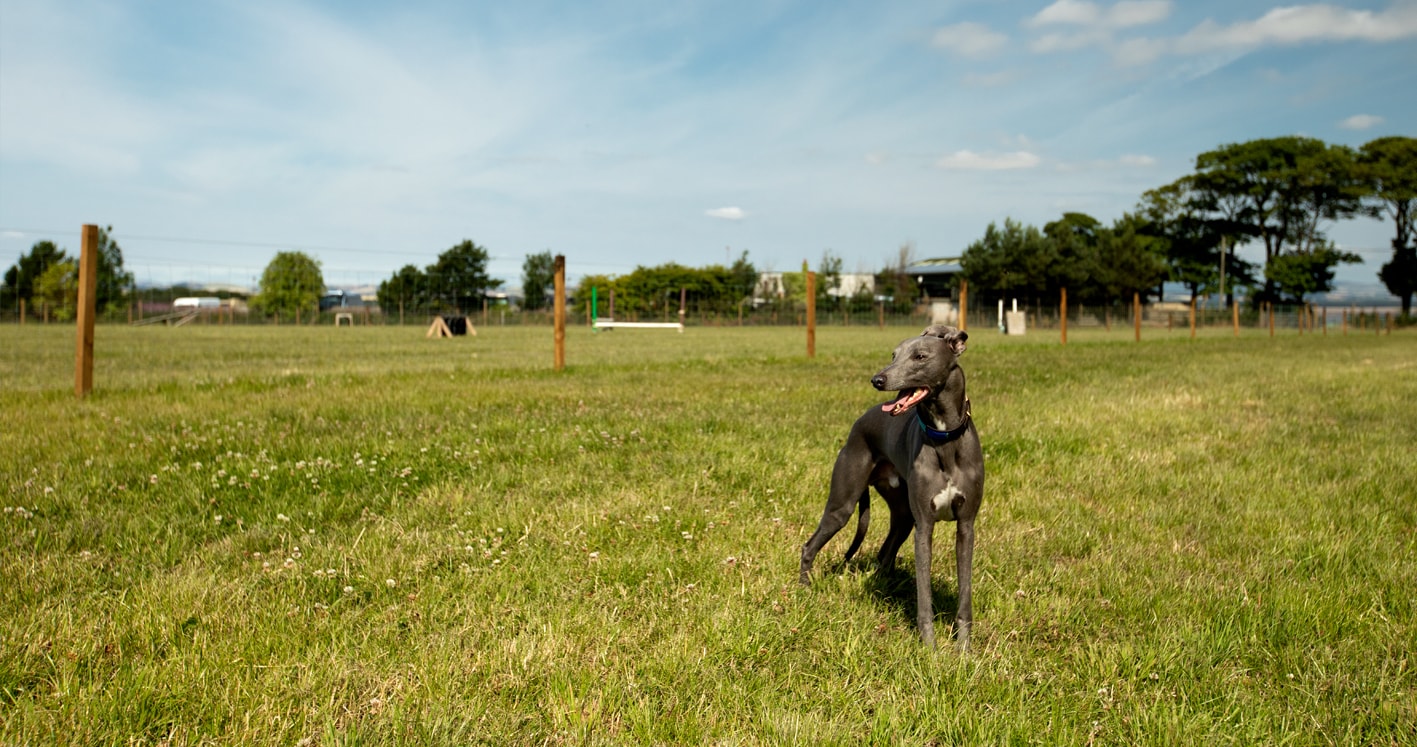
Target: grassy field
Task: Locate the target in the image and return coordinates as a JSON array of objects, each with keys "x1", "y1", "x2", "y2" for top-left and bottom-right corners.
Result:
[{"x1": 1, "y1": 322, "x2": 1414, "y2": 745}]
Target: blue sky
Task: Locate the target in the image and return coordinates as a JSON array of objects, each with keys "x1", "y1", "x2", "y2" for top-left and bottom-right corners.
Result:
[{"x1": 2, "y1": 1, "x2": 1415, "y2": 296}]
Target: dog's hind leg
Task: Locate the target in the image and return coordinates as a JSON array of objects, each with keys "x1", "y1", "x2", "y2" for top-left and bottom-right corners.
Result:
[
  {"x1": 799, "y1": 489, "x2": 859, "y2": 583},
  {"x1": 875, "y1": 491, "x2": 913, "y2": 571},
  {"x1": 842, "y1": 490, "x2": 870, "y2": 562},
  {"x1": 801, "y1": 447, "x2": 873, "y2": 583}
]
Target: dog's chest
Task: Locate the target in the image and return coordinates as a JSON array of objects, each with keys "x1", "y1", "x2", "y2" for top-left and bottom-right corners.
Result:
[{"x1": 931, "y1": 481, "x2": 964, "y2": 521}]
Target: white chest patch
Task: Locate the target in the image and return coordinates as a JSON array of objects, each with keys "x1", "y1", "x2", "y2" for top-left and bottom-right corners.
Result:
[{"x1": 931, "y1": 484, "x2": 963, "y2": 522}]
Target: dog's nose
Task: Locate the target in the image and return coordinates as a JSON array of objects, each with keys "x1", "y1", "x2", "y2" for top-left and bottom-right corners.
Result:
[{"x1": 871, "y1": 374, "x2": 886, "y2": 390}]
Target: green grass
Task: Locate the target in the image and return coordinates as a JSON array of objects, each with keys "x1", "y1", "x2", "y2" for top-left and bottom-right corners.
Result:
[{"x1": 1, "y1": 322, "x2": 1414, "y2": 745}]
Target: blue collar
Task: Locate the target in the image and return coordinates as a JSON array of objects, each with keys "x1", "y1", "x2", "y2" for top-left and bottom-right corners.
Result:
[{"x1": 916, "y1": 401, "x2": 971, "y2": 443}]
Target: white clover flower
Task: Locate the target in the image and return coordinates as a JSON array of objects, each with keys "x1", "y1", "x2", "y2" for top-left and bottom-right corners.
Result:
[{"x1": 385, "y1": 578, "x2": 397, "y2": 588}]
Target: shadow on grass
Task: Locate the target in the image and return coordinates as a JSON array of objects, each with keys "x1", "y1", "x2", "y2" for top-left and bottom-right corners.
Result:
[{"x1": 822, "y1": 555, "x2": 961, "y2": 635}]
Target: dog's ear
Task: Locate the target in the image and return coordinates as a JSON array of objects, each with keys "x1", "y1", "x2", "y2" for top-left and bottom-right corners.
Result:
[
  {"x1": 919, "y1": 325, "x2": 967, "y2": 354},
  {"x1": 945, "y1": 329, "x2": 967, "y2": 355}
]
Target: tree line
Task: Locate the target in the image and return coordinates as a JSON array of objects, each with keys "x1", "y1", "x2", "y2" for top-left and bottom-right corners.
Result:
[
  {"x1": 374, "y1": 240, "x2": 504, "y2": 315},
  {"x1": 8, "y1": 136, "x2": 1410, "y2": 322},
  {"x1": 961, "y1": 135, "x2": 1416, "y2": 315},
  {"x1": 2, "y1": 227, "x2": 134, "y2": 320}
]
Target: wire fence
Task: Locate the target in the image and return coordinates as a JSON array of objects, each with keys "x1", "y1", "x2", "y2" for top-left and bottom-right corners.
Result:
[{"x1": 0, "y1": 296, "x2": 1404, "y2": 334}]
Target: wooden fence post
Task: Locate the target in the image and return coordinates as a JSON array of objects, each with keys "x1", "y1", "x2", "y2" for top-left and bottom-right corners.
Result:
[
  {"x1": 75, "y1": 224, "x2": 99, "y2": 399},
  {"x1": 805, "y1": 269, "x2": 816, "y2": 359},
  {"x1": 553, "y1": 255, "x2": 566, "y2": 371},
  {"x1": 1133, "y1": 292, "x2": 1141, "y2": 342},
  {"x1": 1232, "y1": 299, "x2": 1239, "y2": 337},
  {"x1": 1189, "y1": 296, "x2": 1196, "y2": 339},
  {"x1": 959, "y1": 279, "x2": 968, "y2": 332},
  {"x1": 1060, "y1": 287, "x2": 1067, "y2": 346}
]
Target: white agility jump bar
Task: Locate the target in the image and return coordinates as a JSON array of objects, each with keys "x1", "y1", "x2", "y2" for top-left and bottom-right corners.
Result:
[{"x1": 593, "y1": 320, "x2": 684, "y2": 333}]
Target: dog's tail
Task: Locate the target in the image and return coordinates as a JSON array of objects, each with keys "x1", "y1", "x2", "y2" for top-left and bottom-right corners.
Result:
[{"x1": 842, "y1": 489, "x2": 870, "y2": 562}]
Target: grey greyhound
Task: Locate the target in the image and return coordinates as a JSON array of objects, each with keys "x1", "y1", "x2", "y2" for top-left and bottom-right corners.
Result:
[{"x1": 799, "y1": 325, "x2": 983, "y2": 650}]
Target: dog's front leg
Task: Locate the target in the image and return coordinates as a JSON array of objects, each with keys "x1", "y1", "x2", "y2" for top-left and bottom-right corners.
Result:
[
  {"x1": 955, "y1": 518, "x2": 975, "y2": 652},
  {"x1": 913, "y1": 519, "x2": 936, "y2": 647}
]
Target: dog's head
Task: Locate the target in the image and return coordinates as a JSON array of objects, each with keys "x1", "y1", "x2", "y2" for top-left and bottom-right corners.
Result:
[{"x1": 871, "y1": 326, "x2": 968, "y2": 416}]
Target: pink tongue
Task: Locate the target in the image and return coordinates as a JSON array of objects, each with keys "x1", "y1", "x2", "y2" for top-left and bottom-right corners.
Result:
[{"x1": 882, "y1": 388, "x2": 928, "y2": 415}]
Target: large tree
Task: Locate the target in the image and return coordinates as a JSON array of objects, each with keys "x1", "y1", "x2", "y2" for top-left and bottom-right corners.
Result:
[
  {"x1": 727, "y1": 251, "x2": 758, "y2": 304},
  {"x1": 4, "y1": 229, "x2": 133, "y2": 316},
  {"x1": 33, "y1": 259, "x2": 79, "y2": 320},
  {"x1": 1361, "y1": 136, "x2": 1417, "y2": 315},
  {"x1": 959, "y1": 218, "x2": 1059, "y2": 303},
  {"x1": 1093, "y1": 213, "x2": 1170, "y2": 306},
  {"x1": 520, "y1": 251, "x2": 555, "y2": 311},
  {"x1": 1140, "y1": 182, "x2": 1256, "y2": 303},
  {"x1": 253, "y1": 251, "x2": 325, "y2": 319},
  {"x1": 1188, "y1": 136, "x2": 1366, "y2": 302},
  {"x1": 376, "y1": 264, "x2": 431, "y2": 315},
  {"x1": 94, "y1": 226, "x2": 135, "y2": 313},
  {"x1": 615, "y1": 262, "x2": 730, "y2": 315},
  {"x1": 816, "y1": 251, "x2": 843, "y2": 307},
  {"x1": 1266, "y1": 243, "x2": 1361, "y2": 304},
  {"x1": 575, "y1": 262, "x2": 749, "y2": 316},
  {"x1": 427, "y1": 240, "x2": 502, "y2": 313},
  {"x1": 4, "y1": 240, "x2": 68, "y2": 312},
  {"x1": 1042, "y1": 212, "x2": 1103, "y2": 301}
]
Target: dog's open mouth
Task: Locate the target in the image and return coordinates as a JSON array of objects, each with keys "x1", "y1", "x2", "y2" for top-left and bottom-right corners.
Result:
[{"x1": 882, "y1": 387, "x2": 929, "y2": 416}]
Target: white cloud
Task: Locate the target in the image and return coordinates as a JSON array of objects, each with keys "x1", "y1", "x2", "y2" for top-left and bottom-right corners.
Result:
[
  {"x1": 1119, "y1": 154, "x2": 1157, "y2": 166},
  {"x1": 1031, "y1": 0, "x2": 1102, "y2": 26},
  {"x1": 1338, "y1": 113, "x2": 1385, "y2": 130},
  {"x1": 1026, "y1": 1, "x2": 1170, "y2": 57},
  {"x1": 1030, "y1": 30, "x2": 1109, "y2": 53},
  {"x1": 1029, "y1": 1, "x2": 1172, "y2": 29},
  {"x1": 936, "y1": 150, "x2": 1041, "y2": 170},
  {"x1": 931, "y1": 22, "x2": 1009, "y2": 58},
  {"x1": 1027, "y1": 3, "x2": 1417, "y2": 67},
  {"x1": 1174, "y1": 4, "x2": 1417, "y2": 55},
  {"x1": 705, "y1": 207, "x2": 746, "y2": 220}
]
